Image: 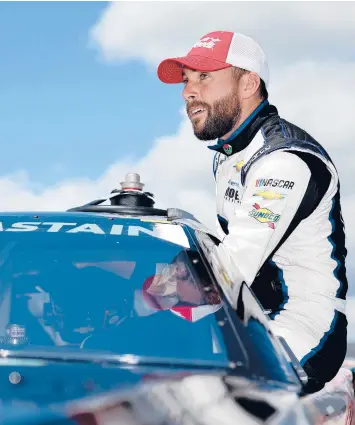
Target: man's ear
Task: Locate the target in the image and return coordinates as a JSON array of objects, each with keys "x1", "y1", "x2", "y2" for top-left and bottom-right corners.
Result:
[{"x1": 241, "y1": 72, "x2": 261, "y2": 100}]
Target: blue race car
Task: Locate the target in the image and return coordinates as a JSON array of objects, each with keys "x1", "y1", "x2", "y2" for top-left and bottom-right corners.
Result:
[{"x1": 0, "y1": 173, "x2": 353, "y2": 425}]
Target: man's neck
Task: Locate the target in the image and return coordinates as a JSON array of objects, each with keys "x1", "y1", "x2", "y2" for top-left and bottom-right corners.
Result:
[{"x1": 220, "y1": 99, "x2": 264, "y2": 141}]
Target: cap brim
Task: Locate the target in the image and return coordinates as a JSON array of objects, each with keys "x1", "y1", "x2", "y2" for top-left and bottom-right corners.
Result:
[{"x1": 157, "y1": 55, "x2": 232, "y2": 84}]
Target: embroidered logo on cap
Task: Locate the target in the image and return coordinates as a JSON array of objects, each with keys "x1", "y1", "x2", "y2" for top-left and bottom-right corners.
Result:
[{"x1": 192, "y1": 37, "x2": 221, "y2": 49}]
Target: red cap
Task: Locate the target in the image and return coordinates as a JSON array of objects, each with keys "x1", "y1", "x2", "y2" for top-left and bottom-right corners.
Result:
[{"x1": 157, "y1": 31, "x2": 269, "y2": 87}]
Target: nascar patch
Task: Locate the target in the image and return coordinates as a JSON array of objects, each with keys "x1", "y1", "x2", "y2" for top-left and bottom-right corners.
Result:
[{"x1": 255, "y1": 178, "x2": 294, "y2": 190}]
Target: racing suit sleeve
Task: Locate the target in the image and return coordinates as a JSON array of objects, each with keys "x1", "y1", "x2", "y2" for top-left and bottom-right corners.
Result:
[{"x1": 214, "y1": 151, "x2": 313, "y2": 292}]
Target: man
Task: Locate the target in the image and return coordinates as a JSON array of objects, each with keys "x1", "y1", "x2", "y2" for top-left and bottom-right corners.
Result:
[{"x1": 157, "y1": 31, "x2": 348, "y2": 393}]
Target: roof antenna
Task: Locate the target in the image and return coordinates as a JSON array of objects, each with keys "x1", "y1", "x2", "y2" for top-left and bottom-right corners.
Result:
[{"x1": 110, "y1": 173, "x2": 155, "y2": 208}]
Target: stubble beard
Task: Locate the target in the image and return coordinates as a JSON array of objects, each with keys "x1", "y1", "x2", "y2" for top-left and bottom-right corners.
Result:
[{"x1": 191, "y1": 91, "x2": 242, "y2": 141}]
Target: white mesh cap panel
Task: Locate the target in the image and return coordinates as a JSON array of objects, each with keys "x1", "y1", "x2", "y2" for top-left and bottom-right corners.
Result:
[{"x1": 226, "y1": 33, "x2": 269, "y2": 87}]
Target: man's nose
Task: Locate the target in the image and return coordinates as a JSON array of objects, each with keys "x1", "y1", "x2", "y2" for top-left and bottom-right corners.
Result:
[{"x1": 183, "y1": 83, "x2": 199, "y2": 102}]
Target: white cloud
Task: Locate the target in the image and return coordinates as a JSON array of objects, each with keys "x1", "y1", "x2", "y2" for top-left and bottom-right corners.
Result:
[
  {"x1": 271, "y1": 62, "x2": 355, "y2": 148},
  {"x1": 89, "y1": 1, "x2": 355, "y2": 67}
]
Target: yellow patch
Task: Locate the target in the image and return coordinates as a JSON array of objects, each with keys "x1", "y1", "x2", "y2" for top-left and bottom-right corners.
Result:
[
  {"x1": 234, "y1": 160, "x2": 244, "y2": 172},
  {"x1": 253, "y1": 190, "x2": 285, "y2": 200}
]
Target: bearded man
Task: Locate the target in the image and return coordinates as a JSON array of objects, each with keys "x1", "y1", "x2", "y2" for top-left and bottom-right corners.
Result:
[{"x1": 157, "y1": 31, "x2": 348, "y2": 394}]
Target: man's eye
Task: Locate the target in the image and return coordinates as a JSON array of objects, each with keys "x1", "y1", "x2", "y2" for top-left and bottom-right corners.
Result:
[{"x1": 200, "y1": 73, "x2": 209, "y2": 80}]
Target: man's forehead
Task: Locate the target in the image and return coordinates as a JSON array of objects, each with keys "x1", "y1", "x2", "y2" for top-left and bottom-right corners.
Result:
[
  {"x1": 181, "y1": 66, "x2": 231, "y2": 77},
  {"x1": 181, "y1": 66, "x2": 198, "y2": 77}
]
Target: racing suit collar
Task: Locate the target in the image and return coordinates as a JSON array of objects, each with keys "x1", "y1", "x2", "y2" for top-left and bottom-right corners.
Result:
[{"x1": 207, "y1": 100, "x2": 278, "y2": 156}]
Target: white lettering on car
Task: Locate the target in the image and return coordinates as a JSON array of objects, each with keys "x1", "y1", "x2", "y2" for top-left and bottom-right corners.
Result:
[
  {"x1": 66, "y1": 223, "x2": 105, "y2": 235},
  {"x1": 110, "y1": 224, "x2": 123, "y2": 235},
  {"x1": 0, "y1": 221, "x2": 168, "y2": 237},
  {"x1": 42, "y1": 222, "x2": 77, "y2": 232},
  {"x1": 0, "y1": 222, "x2": 190, "y2": 248},
  {"x1": 128, "y1": 226, "x2": 155, "y2": 237},
  {"x1": 5, "y1": 222, "x2": 42, "y2": 232}
]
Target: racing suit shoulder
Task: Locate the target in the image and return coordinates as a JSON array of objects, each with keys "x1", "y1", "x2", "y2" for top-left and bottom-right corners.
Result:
[{"x1": 241, "y1": 115, "x2": 337, "y2": 186}]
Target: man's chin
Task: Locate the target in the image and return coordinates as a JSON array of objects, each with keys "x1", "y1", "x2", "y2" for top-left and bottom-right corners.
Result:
[
  {"x1": 192, "y1": 122, "x2": 208, "y2": 141},
  {"x1": 192, "y1": 121, "x2": 232, "y2": 141},
  {"x1": 194, "y1": 132, "x2": 216, "y2": 142},
  {"x1": 193, "y1": 129, "x2": 206, "y2": 141}
]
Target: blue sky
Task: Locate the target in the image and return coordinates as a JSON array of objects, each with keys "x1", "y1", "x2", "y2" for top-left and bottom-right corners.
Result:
[{"x1": 0, "y1": 1, "x2": 182, "y2": 186}]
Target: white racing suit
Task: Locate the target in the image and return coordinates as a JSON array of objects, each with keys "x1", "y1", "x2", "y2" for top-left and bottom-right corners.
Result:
[{"x1": 210, "y1": 100, "x2": 348, "y2": 393}]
